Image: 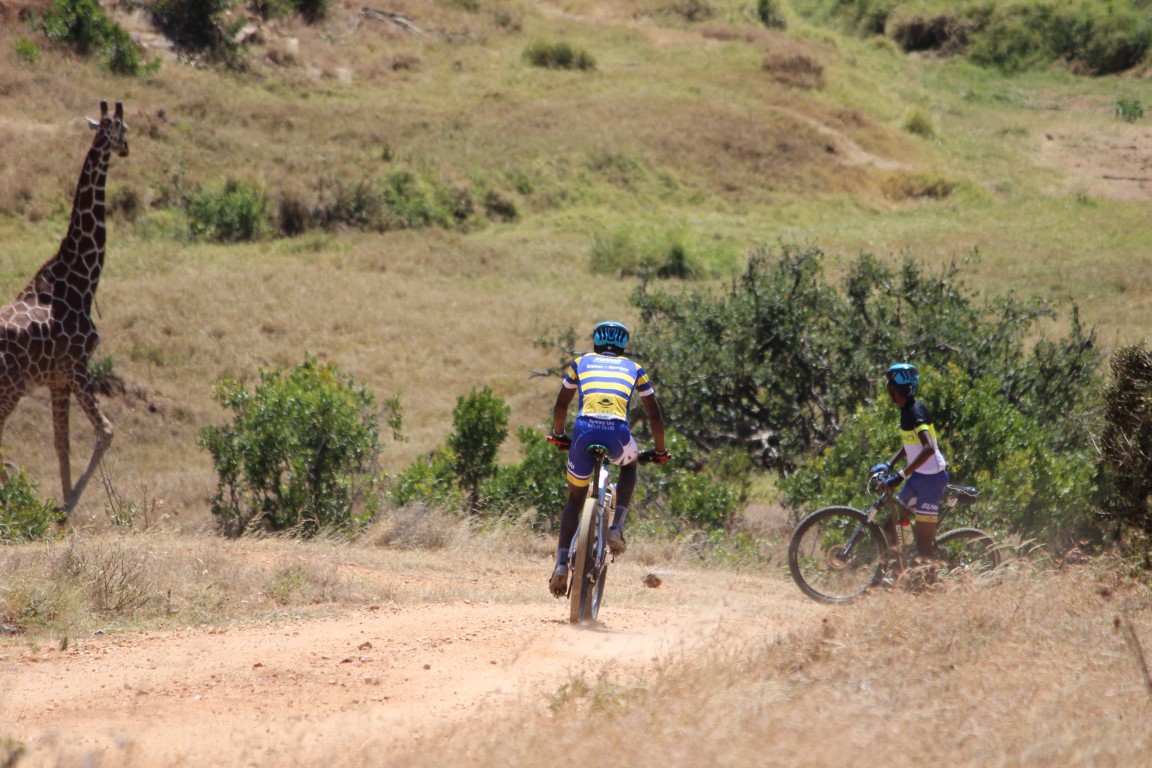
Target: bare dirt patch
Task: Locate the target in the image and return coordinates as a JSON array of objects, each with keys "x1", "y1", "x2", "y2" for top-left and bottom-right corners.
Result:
[
  {"x1": 1037, "y1": 116, "x2": 1152, "y2": 201},
  {"x1": 0, "y1": 558, "x2": 822, "y2": 767}
]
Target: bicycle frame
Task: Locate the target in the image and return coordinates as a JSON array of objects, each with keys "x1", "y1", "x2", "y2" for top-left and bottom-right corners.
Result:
[{"x1": 859, "y1": 475, "x2": 975, "y2": 569}]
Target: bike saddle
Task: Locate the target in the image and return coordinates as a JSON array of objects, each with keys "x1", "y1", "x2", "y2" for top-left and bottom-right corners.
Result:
[
  {"x1": 585, "y1": 443, "x2": 610, "y2": 458},
  {"x1": 947, "y1": 484, "x2": 979, "y2": 504}
]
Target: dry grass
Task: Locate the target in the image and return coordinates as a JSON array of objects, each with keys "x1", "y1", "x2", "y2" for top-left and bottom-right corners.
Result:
[{"x1": 381, "y1": 559, "x2": 1152, "y2": 767}]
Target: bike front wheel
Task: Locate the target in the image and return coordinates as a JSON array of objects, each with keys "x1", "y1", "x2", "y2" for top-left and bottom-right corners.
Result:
[
  {"x1": 933, "y1": 528, "x2": 1001, "y2": 578},
  {"x1": 788, "y1": 506, "x2": 888, "y2": 604},
  {"x1": 569, "y1": 498, "x2": 597, "y2": 624}
]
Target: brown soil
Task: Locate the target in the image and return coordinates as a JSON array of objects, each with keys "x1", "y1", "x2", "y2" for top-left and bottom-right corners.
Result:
[{"x1": 1, "y1": 563, "x2": 821, "y2": 767}]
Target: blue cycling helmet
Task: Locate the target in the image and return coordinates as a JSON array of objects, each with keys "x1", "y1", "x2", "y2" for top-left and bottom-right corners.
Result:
[
  {"x1": 592, "y1": 321, "x2": 630, "y2": 354},
  {"x1": 885, "y1": 362, "x2": 919, "y2": 397}
]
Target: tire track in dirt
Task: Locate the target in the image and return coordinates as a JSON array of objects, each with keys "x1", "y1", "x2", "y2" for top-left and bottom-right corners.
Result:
[{"x1": 1, "y1": 569, "x2": 823, "y2": 767}]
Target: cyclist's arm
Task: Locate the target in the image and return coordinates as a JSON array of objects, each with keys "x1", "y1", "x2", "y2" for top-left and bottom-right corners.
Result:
[
  {"x1": 552, "y1": 384, "x2": 575, "y2": 436},
  {"x1": 641, "y1": 391, "x2": 666, "y2": 454}
]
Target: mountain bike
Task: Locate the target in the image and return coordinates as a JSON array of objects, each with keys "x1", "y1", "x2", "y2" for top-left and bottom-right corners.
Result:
[
  {"x1": 549, "y1": 440, "x2": 667, "y2": 624},
  {"x1": 787, "y1": 469, "x2": 1003, "y2": 604}
]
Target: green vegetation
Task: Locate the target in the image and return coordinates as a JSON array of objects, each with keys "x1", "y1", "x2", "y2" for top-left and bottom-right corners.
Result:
[
  {"x1": 0, "y1": 470, "x2": 59, "y2": 543},
  {"x1": 523, "y1": 40, "x2": 598, "y2": 70},
  {"x1": 1100, "y1": 344, "x2": 1152, "y2": 535},
  {"x1": 447, "y1": 386, "x2": 509, "y2": 513},
  {"x1": 802, "y1": 0, "x2": 1152, "y2": 74},
  {"x1": 188, "y1": 178, "x2": 270, "y2": 243},
  {"x1": 198, "y1": 356, "x2": 402, "y2": 537},
  {"x1": 38, "y1": 0, "x2": 151, "y2": 75}
]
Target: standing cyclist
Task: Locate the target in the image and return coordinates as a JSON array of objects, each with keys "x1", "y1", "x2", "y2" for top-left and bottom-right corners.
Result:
[
  {"x1": 874, "y1": 363, "x2": 949, "y2": 563},
  {"x1": 547, "y1": 321, "x2": 669, "y2": 598}
]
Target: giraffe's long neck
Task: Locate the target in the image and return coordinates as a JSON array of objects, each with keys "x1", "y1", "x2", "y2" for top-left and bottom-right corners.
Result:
[{"x1": 35, "y1": 138, "x2": 112, "y2": 311}]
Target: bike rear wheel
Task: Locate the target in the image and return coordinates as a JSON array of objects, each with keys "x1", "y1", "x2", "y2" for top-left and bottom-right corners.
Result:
[
  {"x1": 788, "y1": 506, "x2": 888, "y2": 604},
  {"x1": 569, "y1": 499, "x2": 597, "y2": 623},
  {"x1": 933, "y1": 527, "x2": 1001, "y2": 577}
]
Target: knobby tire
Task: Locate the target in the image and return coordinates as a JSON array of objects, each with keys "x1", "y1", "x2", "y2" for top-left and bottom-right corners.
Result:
[
  {"x1": 933, "y1": 527, "x2": 1002, "y2": 577},
  {"x1": 788, "y1": 506, "x2": 888, "y2": 604},
  {"x1": 569, "y1": 498, "x2": 597, "y2": 624}
]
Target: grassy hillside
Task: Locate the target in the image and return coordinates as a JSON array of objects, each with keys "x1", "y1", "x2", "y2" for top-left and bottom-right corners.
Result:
[{"x1": 0, "y1": 0, "x2": 1150, "y2": 521}]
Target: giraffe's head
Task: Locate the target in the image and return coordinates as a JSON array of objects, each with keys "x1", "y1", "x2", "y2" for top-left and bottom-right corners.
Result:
[{"x1": 86, "y1": 100, "x2": 129, "y2": 158}]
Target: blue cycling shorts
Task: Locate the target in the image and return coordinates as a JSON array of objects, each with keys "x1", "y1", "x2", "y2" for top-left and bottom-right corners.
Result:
[
  {"x1": 898, "y1": 470, "x2": 950, "y2": 522},
  {"x1": 566, "y1": 416, "x2": 638, "y2": 487}
]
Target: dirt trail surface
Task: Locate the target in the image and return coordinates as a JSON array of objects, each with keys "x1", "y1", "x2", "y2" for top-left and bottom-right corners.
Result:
[{"x1": 0, "y1": 563, "x2": 821, "y2": 767}]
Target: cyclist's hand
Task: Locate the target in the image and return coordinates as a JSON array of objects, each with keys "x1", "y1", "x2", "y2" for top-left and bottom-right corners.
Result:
[
  {"x1": 870, "y1": 462, "x2": 891, "y2": 476},
  {"x1": 881, "y1": 472, "x2": 904, "y2": 489},
  {"x1": 651, "y1": 450, "x2": 672, "y2": 465},
  {"x1": 547, "y1": 433, "x2": 571, "y2": 451}
]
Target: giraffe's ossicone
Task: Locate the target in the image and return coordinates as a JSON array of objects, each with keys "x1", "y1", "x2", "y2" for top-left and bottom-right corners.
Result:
[{"x1": 0, "y1": 100, "x2": 129, "y2": 515}]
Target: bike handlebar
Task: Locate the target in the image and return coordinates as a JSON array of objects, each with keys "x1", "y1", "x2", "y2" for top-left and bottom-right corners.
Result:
[{"x1": 546, "y1": 434, "x2": 670, "y2": 465}]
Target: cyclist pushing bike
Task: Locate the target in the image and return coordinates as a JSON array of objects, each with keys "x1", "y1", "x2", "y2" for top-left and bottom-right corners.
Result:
[
  {"x1": 874, "y1": 362, "x2": 948, "y2": 564},
  {"x1": 546, "y1": 321, "x2": 670, "y2": 598}
]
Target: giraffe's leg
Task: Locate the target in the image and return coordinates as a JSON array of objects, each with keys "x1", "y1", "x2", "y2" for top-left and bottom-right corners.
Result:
[
  {"x1": 0, "y1": 365, "x2": 25, "y2": 487},
  {"x1": 61, "y1": 371, "x2": 113, "y2": 514},
  {"x1": 50, "y1": 385, "x2": 74, "y2": 505}
]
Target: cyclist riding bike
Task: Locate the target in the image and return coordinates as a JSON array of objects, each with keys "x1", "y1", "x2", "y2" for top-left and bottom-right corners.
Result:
[
  {"x1": 547, "y1": 321, "x2": 669, "y2": 598},
  {"x1": 873, "y1": 362, "x2": 949, "y2": 564}
]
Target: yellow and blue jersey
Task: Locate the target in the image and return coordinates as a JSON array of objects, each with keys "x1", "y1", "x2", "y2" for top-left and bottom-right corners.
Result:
[{"x1": 563, "y1": 353, "x2": 654, "y2": 420}]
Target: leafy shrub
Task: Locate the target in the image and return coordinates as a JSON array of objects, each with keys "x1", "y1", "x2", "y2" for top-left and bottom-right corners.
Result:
[
  {"x1": 0, "y1": 470, "x2": 58, "y2": 543},
  {"x1": 151, "y1": 0, "x2": 232, "y2": 50},
  {"x1": 631, "y1": 244, "x2": 1098, "y2": 472},
  {"x1": 188, "y1": 178, "x2": 269, "y2": 242},
  {"x1": 13, "y1": 38, "x2": 40, "y2": 64},
  {"x1": 881, "y1": 172, "x2": 954, "y2": 200},
  {"x1": 757, "y1": 0, "x2": 787, "y2": 30},
  {"x1": 1099, "y1": 344, "x2": 1152, "y2": 534},
  {"x1": 1117, "y1": 98, "x2": 1145, "y2": 123},
  {"x1": 480, "y1": 428, "x2": 570, "y2": 529},
  {"x1": 198, "y1": 356, "x2": 402, "y2": 537},
  {"x1": 39, "y1": 0, "x2": 150, "y2": 75},
  {"x1": 781, "y1": 364, "x2": 1097, "y2": 543},
  {"x1": 447, "y1": 387, "x2": 510, "y2": 513},
  {"x1": 523, "y1": 40, "x2": 597, "y2": 71},
  {"x1": 390, "y1": 448, "x2": 461, "y2": 510}
]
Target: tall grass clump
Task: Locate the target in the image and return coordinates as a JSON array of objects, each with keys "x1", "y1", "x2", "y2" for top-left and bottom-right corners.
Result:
[
  {"x1": 523, "y1": 40, "x2": 597, "y2": 71},
  {"x1": 590, "y1": 227, "x2": 740, "y2": 279}
]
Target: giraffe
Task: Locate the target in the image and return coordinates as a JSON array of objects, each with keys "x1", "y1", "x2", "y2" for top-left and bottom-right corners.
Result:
[{"x1": 0, "y1": 99, "x2": 128, "y2": 515}]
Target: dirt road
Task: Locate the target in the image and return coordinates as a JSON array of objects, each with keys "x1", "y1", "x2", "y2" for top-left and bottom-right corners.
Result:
[{"x1": 1, "y1": 561, "x2": 822, "y2": 767}]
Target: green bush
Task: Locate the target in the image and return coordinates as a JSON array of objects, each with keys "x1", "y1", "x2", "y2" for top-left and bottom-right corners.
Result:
[
  {"x1": 39, "y1": 0, "x2": 150, "y2": 75},
  {"x1": 756, "y1": 0, "x2": 787, "y2": 29},
  {"x1": 1099, "y1": 344, "x2": 1152, "y2": 534},
  {"x1": 389, "y1": 447, "x2": 461, "y2": 510},
  {"x1": 781, "y1": 364, "x2": 1097, "y2": 543},
  {"x1": 447, "y1": 387, "x2": 510, "y2": 513},
  {"x1": 523, "y1": 40, "x2": 597, "y2": 71},
  {"x1": 188, "y1": 178, "x2": 269, "y2": 242},
  {"x1": 151, "y1": 0, "x2": 232, "y2": 50},
  {"x1": 0, "y1": 470, "x2": 58, "y2": 543},
  {"x1": 198, "y1": 356, "x2": 402, "y2": 537},
  {"x1": 631, "y1": 244, "x2": 1098, "y2": 472},
  {"x1": 1117, "y1": 98, "x2": 1145, "y2": 123},
  {"x1": 13, "y1": 38, "x2": 40, "y2": 64},
  {"x1": 480, "y1": 428, "x2": 570, "y2": 529}
]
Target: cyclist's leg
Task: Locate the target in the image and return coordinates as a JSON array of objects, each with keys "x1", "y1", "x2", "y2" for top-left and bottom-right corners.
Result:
[
  {"x1": 606, "y1": 428, "x2": 639, "y2": 554},
  {"x1": 551, "y1": 422, "x2": 596, "y2": 595},
  {"x1": 898, "y1": 471, "x2": 949, "y2": 560}
]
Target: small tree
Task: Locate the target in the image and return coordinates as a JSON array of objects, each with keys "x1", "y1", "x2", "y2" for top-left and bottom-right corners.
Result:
[
  {"x1": 447, "y1": 387, "x2": 509, "y2": 513},
  {"x1": 1100, "y1": 343, "x2": 1152, "y2": 534},
  {"x1": 198, "y1": 356, "x2": 402, "y2": 537}
]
